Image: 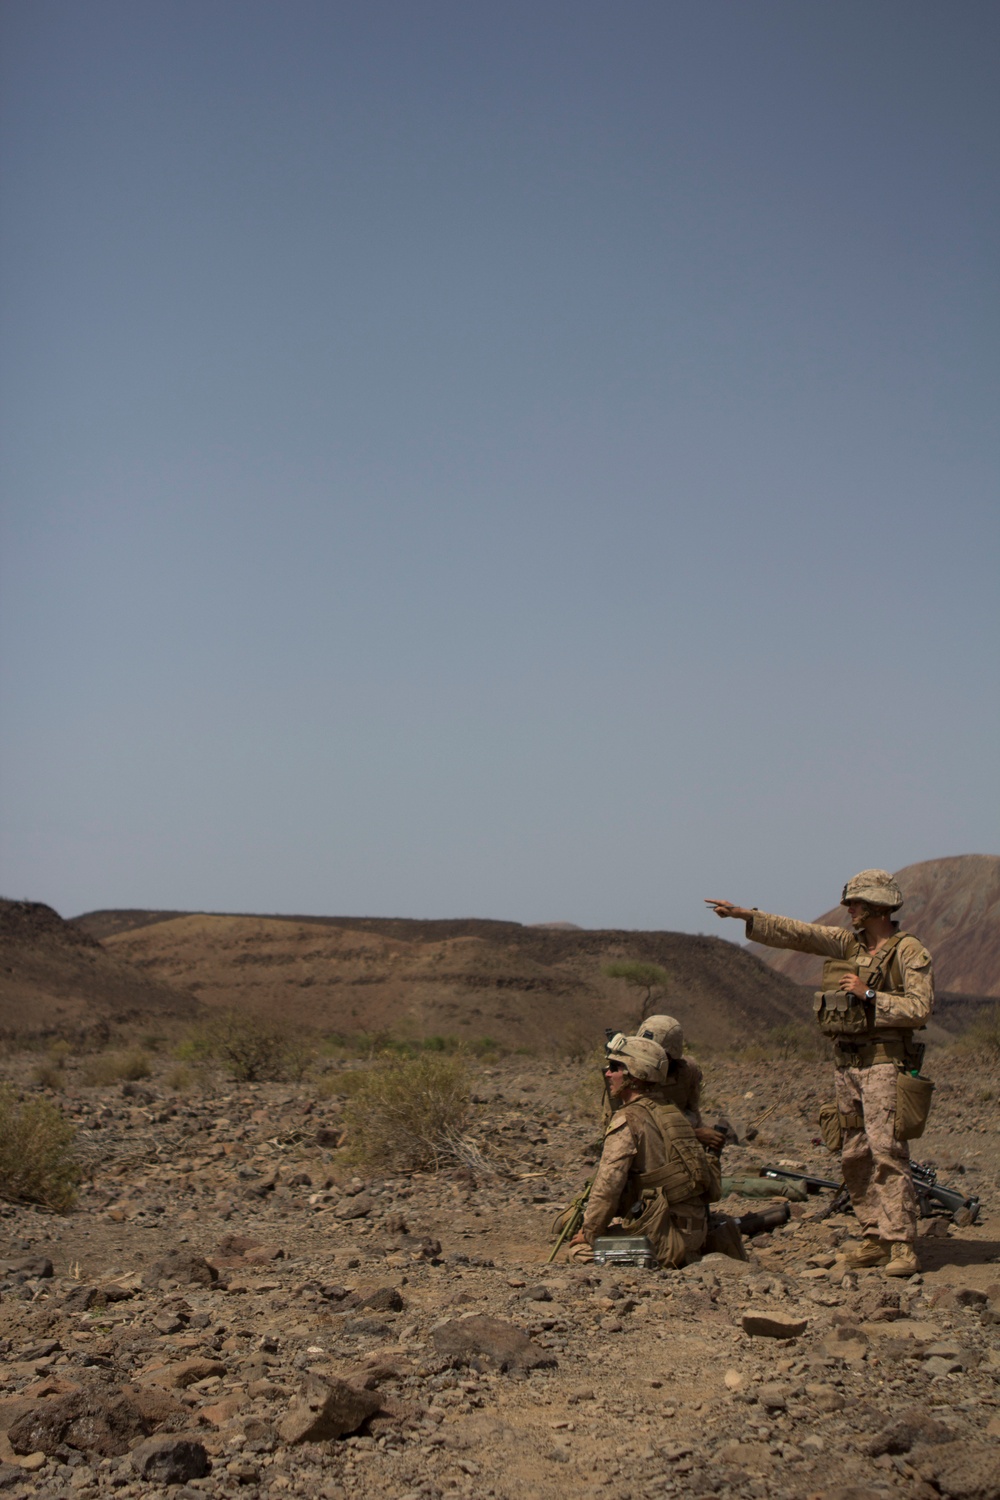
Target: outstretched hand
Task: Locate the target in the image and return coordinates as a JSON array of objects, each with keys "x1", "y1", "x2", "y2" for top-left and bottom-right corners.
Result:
[{"x1": 704, "y1": 898, "x2": 754, "y2": 921}]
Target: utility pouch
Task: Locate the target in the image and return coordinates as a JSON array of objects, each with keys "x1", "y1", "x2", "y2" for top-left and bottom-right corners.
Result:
[
  {"x1": 894, "y1": 1071, "x2": 934, "y2": 1141},
  {"x1": 817, "y1": 1101, "x2": 843, "y2": 1154}
]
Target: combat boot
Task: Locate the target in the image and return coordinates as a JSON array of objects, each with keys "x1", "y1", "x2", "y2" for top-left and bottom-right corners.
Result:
[
  {"x1": 883, "y1": 1242, "x2": 919, "y2": 1277},
  {"x1": 844, "y1": 1236, "x2": 890, "y2": 1269}
]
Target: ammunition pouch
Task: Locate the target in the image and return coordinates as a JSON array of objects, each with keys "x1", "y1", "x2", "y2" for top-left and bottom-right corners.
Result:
[{"x1": 814, "y1": 960, "x2": 872, "y2": 1036}]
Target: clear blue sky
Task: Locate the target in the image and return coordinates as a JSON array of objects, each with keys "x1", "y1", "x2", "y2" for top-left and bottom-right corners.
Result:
[{"x1": 1, "y1": 1, "x2": 997, "y2": 934}]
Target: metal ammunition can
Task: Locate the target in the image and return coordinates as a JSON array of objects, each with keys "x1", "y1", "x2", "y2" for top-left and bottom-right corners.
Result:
[{"x1": 592, "y1": 1235, "x2": 657, "y2": 1269}]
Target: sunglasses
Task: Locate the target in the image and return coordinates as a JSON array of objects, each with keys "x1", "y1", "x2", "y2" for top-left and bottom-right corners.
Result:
[{"x1": 604, "y1": 1060, "x2": 627, "y2": 1073}]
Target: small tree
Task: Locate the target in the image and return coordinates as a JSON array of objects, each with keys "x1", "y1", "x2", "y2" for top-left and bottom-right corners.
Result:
[{"x1": 602, "y1": 961, "x2": 669, "y2": 1028}]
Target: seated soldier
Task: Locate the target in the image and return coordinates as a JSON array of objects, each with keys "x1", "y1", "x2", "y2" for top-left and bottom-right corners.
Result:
[
  {"x1": 638, "y1": 1014, "x2": 725, "y2": 1152},
  {"x1": 602, "y1": 1015, "x2": 725, "y2": 1152},
  {"x1": 572, "y1": 1034, "x2": 720, "y2": 1269}
]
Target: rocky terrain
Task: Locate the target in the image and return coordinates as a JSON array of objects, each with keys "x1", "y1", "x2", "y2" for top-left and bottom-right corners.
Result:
[
  {"x1": 1, "y1": 1042, "x2": 999, "y2": 1500},
  {"x1": 748, "y1": 856, "x2": 1000, "y2": 1002}
]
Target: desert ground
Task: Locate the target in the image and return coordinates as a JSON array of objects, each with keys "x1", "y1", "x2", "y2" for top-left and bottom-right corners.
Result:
[{"x1": 2, "y1": 1035, "x2": 999, "y2": 1500}]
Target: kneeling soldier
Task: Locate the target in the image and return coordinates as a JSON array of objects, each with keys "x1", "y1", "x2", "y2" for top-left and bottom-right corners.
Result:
[{"x1": 571, "y1": 1034, "x2": 720, "y2": 1269}]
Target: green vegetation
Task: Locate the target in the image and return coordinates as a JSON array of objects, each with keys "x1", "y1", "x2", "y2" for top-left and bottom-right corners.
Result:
[
  {"x1": 958, "y1": 1004, "x2": 1000, "y2": 1070},
  {"x1": 766, "y1": 1022, "x2": 825, "y2": 1061},
  {"x1": 602, "y1": 960, "x2": 669, "y2": 1026},
  {"x1": 31, "y1": 1058, "x2": 66, "y2": 1091},
  {"x1": 177, "y1": 1011, "x2": 313, "y2": 1083},
  {"x1": 342, "y1": 1054, "x2": 471, "y2": 1171},
  {"x1": 82, "y1": 1049, "x2": 153, "y2": 1086},
  {"x1": 0, "y1": 1088, "x2": 80, "y2": 1212}
]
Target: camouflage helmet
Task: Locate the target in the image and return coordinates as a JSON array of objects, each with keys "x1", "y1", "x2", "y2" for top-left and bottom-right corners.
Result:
[
  {"x1": 638, "y1": 1013, "x2": 684, "y2": 1060},
  {"x1": 605, "y1": 1033, "x2": 667, "y2": 1083},
  {"x1": 841, "y1": 869, "x2": 903, "y2": 912}
]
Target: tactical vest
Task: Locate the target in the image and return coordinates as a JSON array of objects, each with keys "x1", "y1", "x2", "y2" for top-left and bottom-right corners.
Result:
[
  {"x1": 622, "y1": 1096, "x2": 720, "y2": 1206},
  {"x1": 814, "y1": 931, "x2": 910, "y2": 1039}
]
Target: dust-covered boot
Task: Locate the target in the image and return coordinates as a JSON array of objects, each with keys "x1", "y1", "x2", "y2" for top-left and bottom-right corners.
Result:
[
  {"x1": 844, "y1": 1236, "x2": 891, "y2": 1269},
  {"x1": 883, "y1": 1242, "x2": 919, "y2": 1277}
]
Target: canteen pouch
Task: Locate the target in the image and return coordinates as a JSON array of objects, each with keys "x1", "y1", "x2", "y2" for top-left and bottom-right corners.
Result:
[
  {"x1": 894, "y1": 1071, "x2": 934, "y2": 1141},
  {"x1": 814, "y1": 957, "x2": 872, "y2": 1036},
  {"x1": 817, "y1": 1101, "x2": 843, "y2": 1154}
]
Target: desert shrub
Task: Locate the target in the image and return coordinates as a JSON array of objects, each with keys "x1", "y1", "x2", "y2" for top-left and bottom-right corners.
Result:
[
  {"x1": 48, "y1": 1039, "x2": 73, "y2": 1063},
  {"x1": 958, "y1": 1005, "x2": 1000, "y2": 1069},
  {"x1": 0, "y1": 1088, "x2": 80, "y2": 1212},
  {"x1": 767, "y1": 1023, "x2": 824, "y2": 1061},
  {"x1": 342, "y1": 1055, "x2": 470, "y2": 1171},
  {"x1": 178, "y1": 1011, "x2": 308, "y2": 1082},
  {"x1": 602, "y1": 960, "x2": 670, "y2": 1025},
  {"x1": 82, "y1": 1049, "x2": 153, "y2": 1086},
  {"x1": 470, "y1": 1036, "x2": 500, "y2": 1057},
  {"x1": 31, "y1": 1059, "x2": 66, "y2": 1091},
  {"x1": 164, "y1": 1065, "x2": 193, "y2": 1092}
]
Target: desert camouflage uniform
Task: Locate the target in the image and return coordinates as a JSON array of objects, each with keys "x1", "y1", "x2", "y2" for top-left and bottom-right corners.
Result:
[
  {"x1": 582, "y1": 1097, "x2": 714, "y2": 1268},
  {"x1": 747, "y1": 911, "x2": 934, "y2": 1244},
  {"x1": 601, "y1": 1057, "x2": 703, "y2": 1129}
]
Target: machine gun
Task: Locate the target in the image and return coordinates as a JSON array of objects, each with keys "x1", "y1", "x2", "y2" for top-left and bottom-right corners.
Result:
[
  {"x1": 759, "y1": 1164, "x2": 981, "y2": 1225},
  {"x1": 910, "y1": 1161, "x2": 981, "y2": 1225}
]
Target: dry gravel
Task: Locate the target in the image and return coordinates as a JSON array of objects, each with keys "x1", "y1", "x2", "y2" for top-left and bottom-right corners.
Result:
[{"x1": 1, "y1": 1049, "x2": 998, "y2": 1500}]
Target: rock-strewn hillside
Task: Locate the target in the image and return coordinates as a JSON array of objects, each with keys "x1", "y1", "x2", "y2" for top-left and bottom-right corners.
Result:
[
  {"x1": 73, "y1": 911, "x2": 815, "y2": 1052},
  {"x1": 0, "y1": 899, "x2": 203, "y2": 1040},
  {"x1": 747, "y1": 855, "x2": 1000, "y2": 998}
]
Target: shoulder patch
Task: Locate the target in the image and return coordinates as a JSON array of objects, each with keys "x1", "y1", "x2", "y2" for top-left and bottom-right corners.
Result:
[
  {"x1": 899, "y1": 936, "x2": 932, "y2": 968},
  {"x1": 604, "y1": 1113, "x2": 630, "y2": 1136}
]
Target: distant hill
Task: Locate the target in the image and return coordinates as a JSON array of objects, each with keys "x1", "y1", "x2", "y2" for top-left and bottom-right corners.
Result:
[
  {"x1": 0, "y1": 899, "x2": 204, "y2": 1040},
  {"x1": 73, "y1": 908, "x2": 817, "y2": 1052},
  {"x1": 747, "y1": 855, "x2": 1000, "y2": 1000}
]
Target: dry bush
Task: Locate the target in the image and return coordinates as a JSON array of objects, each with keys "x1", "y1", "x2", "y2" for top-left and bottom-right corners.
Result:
[
  {"x1": 767, "y1": 1023, "x2": 825, "y2": 1061},
  {"x1": 164, "y1": 1065, "x2": 194, "y2": 1092},
  {"x1": 31, "y1": 1059, "x2": 65, "y2": 1091},
  {"x1": 957, "y1": 1005, "x2": 1000, "y2": 1071},
  {"x1": 178, "y1": 1011, "x2": 313, "y2": 1082},
  {"x1": 82, "y1": 1049, "x2": 153, "y2": 1086},
  {"x1": 0, "y1": 1088, "x2": 80, "y2": 1212},
  {"x1": 342, "y1": 1055, "x2": 471, "y2": 1171}
]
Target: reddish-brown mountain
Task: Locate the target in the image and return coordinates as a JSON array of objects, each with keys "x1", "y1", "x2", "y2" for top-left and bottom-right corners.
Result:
[{"x1": 747, "y1": 854, "x2": 1000, "y2": 998}]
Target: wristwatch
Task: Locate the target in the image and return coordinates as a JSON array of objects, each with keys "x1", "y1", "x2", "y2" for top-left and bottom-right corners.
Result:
[{"x1": 865, "y1": 988, "x2": 876, "y2": 1002}]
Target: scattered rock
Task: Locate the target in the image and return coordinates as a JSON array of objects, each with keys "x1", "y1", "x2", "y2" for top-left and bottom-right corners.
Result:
[
  {"x1": 141, "y1": 1358, "x2": 227, "y2": 1390},
  {"x1": 740, "y1": 1310, "x2": 807, "y2": 1339},
  {"x1": 130, "y1": 1435, "x2": 210, "y2": 1484},
  {"x1": 337, "y1": 1194, "x2": 374, "y2": 1220},
  {"x1": 756, "y1": 1382, "x2": 788, "y2": 1410},
  {"x1": 431, "y1": 1315, "x2": 558, "y2": 1372},
  {"x1": 278, "y1": 1375, "x2": 380, "y2": 1444},
  {"x1": 354, "y1": 1286, "x2": 404, "y2": 1312},
  {"x1": 144, "y1": 1251, "x2": 217, "y2": 1288},
  {"x1": 8, "y1": 1388, "x2": 150, "y2": 1458},
  {"x1": 911, "y1": 1441, "x2": 1000, "y2": 1500},
  {"x1": 867, "y1": 1406, "x2": 955, "y2": 1456}
]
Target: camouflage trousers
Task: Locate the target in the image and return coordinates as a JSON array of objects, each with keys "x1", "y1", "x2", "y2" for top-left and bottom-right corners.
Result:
[{"x1": 835, "y1": 1062, "x2": 917, "y2": 1244}]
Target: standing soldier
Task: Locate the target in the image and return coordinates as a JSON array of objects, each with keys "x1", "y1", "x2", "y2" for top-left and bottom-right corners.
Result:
[{"x1": 705, "y1": 870, "x2": 934, "y2": 1276}]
